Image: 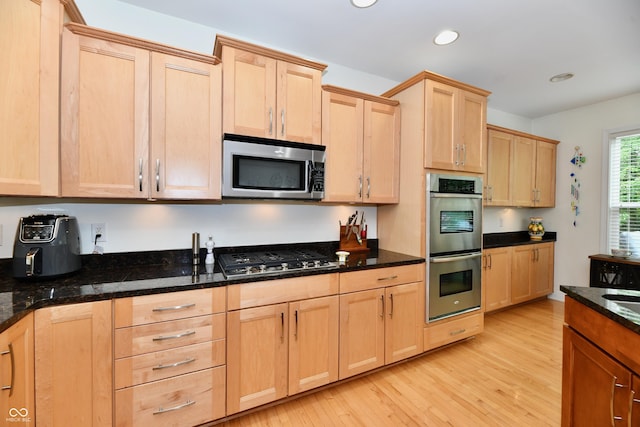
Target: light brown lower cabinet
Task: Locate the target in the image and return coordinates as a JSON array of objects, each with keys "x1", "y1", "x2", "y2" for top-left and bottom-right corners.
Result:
[
  {"x1": 35, "y1": 300, "x2": 113, "y2": 427},
  {"x1": 1, "y1": 312, "x2": 34, "y2": 426},
  {"x1": 482, "y1": 246, "x2": 512, "y2": 312}
]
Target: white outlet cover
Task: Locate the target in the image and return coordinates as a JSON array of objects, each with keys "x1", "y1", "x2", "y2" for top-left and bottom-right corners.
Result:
[{"x1": 91, "y1": 223, "x2": 107, "y2": 243}]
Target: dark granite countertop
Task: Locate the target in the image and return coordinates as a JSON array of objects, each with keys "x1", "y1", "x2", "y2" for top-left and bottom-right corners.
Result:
[
  {"x1": 483, "y1": 231, "x2": 557, "y2": 249},
  {"x1": 0, "y1": 241, "x2": 424, "y2": 332},
  {"x1": 560, "y1": 285, "x2": 640, "y2": 335}
]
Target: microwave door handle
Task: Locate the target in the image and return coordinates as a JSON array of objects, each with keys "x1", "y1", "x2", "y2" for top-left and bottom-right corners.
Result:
[{"x1": 430, "y1": 252, "x2": 482, "y2": 263}]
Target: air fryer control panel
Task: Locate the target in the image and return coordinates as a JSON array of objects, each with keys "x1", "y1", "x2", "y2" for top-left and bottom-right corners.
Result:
[{"x1": 21, "y1": 224, "x2": 55, "y2": 242}]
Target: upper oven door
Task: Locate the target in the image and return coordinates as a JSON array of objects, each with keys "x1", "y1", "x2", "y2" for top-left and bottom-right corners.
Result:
[{"x1": 429, "y1": 193, "x2": 482, "y2": 255}]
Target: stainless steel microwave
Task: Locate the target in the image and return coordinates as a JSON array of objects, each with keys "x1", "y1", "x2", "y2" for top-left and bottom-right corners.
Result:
[{"x1": 222, "y1": 134, "x2": 326, "y2": 200}]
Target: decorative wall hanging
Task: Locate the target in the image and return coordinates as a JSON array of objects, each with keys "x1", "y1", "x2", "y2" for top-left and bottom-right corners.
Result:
[{"x1": 570, "y1": 146, "x2": 586, "y2": 226}]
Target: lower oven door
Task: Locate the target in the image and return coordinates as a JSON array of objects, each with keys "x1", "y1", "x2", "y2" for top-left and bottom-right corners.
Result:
[{"x1": 428, "y1": 251, "x2": 482, "y2": 322}]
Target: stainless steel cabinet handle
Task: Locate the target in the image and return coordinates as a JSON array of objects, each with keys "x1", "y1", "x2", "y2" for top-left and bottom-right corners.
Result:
[
  {"x1": 269, "y1": 108, "x2": 273, "y2": 135},
  {"x1": 455, "y1": 144, "x2": 460, "y2": 166},
  {"x1": 630, "y1": 390, "x2": 639, "y2": 423},
  {"x1": 1, "y1": 344, "x2": 14, "y2": 396},
  {"x1": 366, "y1": 177, "x2": 371, "y2": 199},
  {"x1": 379, "y1": 294, "x2": 385, "y2": 318},
  {"x1": 152, "y1": 357, "x2": 196, "y2": 370},
  {"x1": 152, "y1": 330, "x2": 195, "y2": 341},
  {"x1": 294, "y1": 310, "x2": 299, "y2": 339},
  {"x1": 389, "y1": 294, "x2": 394, "y2": 318},
  {"x1": 377, "y1": 275, "x2": 398, "y2": 281},
  {"x1": 358, "y1": 175, "x2": 363, "y2": 198},
  {"x1": 280, "y1": 312, "x2": 284, "y2": 341},
  {"x1": 611, "y1": 377, "x2": 626, "y2": 423},
  {"x1": 488, "y1": 254, "x2": 492, "y2": 269},
  {"x1": 461, "y1": 144, "x2": 466, "y2": 166},
  {"x1": 138, "y1": 158, "x2": 143, "y2": 192},
  {"x1": 450, "y1": 328, "x2": 466, "y2": 336},
  {"x1": 155, "y1": 159, "x2": 160, "y2": 192},
  {"x1": 153, "y1": 399, "x2": 196, "y2": 415},
  {"x1": 281, "y1": 109, "x2": 285, "y2": 137},
  {"x1": 152, "y1": 303, "x2": 196, "y2": 312}
]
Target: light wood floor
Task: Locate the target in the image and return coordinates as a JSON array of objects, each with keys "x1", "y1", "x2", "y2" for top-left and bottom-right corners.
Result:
[{"x1": 219, "y1": 298, "x2": 564, "y2": 427}]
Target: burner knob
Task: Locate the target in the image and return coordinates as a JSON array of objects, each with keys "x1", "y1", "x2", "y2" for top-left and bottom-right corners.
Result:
[
  {"x1": 259, "y1": 264, "x2": 267, "y2": 273},
  {"x1": 314, "y1": 260, "x2": 321, "y2": 268},
  {"x1": 245, "y1": 266, "x2": 253, "y2": 274},
  {"x1": 301, "y1": 261, "x2": 309, "y2": 269},
  {"x1": 281, "y1": 262, "x2": 289, "y2": 270}
]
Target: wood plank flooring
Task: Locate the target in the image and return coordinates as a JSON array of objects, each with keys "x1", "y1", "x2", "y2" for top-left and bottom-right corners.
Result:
[{"x1": 218, "y1": 299, "x2": 564, "y2": 426}]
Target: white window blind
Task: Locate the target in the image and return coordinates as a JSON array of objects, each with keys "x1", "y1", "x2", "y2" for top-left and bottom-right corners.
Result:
[{"x1": 608, "y1": 130, "x2": 640, "y2": 255}]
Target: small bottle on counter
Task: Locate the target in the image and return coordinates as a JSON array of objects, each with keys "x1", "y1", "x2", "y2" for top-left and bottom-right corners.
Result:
[
  {"x1": 192, "y1": 232, "x2": 200, "y2": 267},
  {"x1": 205, "y1": 235, "x2": 215, "y2": 273}
]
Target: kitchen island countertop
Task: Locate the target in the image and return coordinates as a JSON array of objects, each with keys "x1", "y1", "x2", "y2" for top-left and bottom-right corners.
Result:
[{"x1": 0, "y1": 246, "x2": 424, "y2": 332}]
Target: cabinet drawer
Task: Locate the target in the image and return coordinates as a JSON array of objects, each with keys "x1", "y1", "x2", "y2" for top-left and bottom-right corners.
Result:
[
  {"x1": 423, "y1": 312, "x2": 483, "y2": 351},
  {"x1": 227, "y1": 273, "x2": 339, "y2": 310},
  {"x1": 115, "y1": 287, "x2": 226, "y2": 328},
  {"x1": 340, "y1": 264, "x2": 423, "y2": 294},
  {"x1": 115, "y1": 340, "x2": 225, "y2": 389},
  {"x1": 115, "y1": 366, "x2": 226, "y2": 427},
  {"x1": 115, "y1": 314, "x2": 225, "y2": 358}
]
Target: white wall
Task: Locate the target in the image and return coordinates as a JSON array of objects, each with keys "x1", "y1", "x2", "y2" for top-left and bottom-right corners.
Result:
[{"x1": 532, "y1": 93, "x2": 640, "y2": 298}]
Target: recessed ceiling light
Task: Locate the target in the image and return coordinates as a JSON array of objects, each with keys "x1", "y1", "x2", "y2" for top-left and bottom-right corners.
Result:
[
  {"x1": 434, "y1": 30, "x2": 459, "y2": 46},
  {"x1": 549, "y1": 72, "x2": 574, "y2": 83},
  {"x1": 350, "y1": 0, "x2": 377, "y2": 8}
]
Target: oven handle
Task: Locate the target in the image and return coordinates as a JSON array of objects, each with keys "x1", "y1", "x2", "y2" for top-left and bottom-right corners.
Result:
[
  {"x1": 430, "y1": 193, "x2": 483, "y2": 199},
  {"x1": 430, "y1": 252, "x2": 482, "y2": 263}
]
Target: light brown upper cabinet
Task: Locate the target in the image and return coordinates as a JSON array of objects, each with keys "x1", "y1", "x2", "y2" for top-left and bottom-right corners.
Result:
[
  {"x1": 321, "y1": 86, "x2": 400, "y2": 204},
  {"x1": 485, "y1": 125, "x2": 559, "y2": 207},
  {"x1": 0, "y1": 0, "x2": 83, "y2": 196},
  {"x1": 424, "y1": 80, "x2": 488, "y2": 173},
  {"x1": 61, "y1": 24, "x2": 222, "y2": 200},
  {"x1": 214, "y1": 35, "x2": 326, "y2": 145}
]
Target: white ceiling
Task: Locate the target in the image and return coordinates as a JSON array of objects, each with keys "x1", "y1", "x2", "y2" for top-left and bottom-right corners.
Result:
[{"x1": 117, "y1": 0, "x2": 640, "y2": 118}]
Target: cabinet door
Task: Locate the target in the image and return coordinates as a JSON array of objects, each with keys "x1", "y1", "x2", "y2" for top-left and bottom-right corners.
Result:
[
  {"x1": 35, "y1": 301, "x2": 113, "y2": 427},
  {"x1": 0, "y1": 0, "x2": 60, "y2": 196},
  {"x1": 277, "y1": 61, "x2": 322, "y2": 144},
  {"x1": 511, "y1": 136, "x2": 537, "y2": 206},
  {"x1": 534, "y1": 140, "x2": 557, "y2": 207},
  {"x1": 532, "y1": 243, "x2": 554, "y2": 297},
  {"x1": 364, "y1": 100, "x2": 400, "y2": 204},
  {"x1": 0, "y1": 313, "x2": 34, "y2": 426},
  {"x1": 384, "y1": 282, "x2": 423, "y2": 363},
  {"x1": 562, "y1": 327, "x2": 632, "y2": 426},
  {"x1": 226, "y1": 304, "x2": 288, "y2": 415},
  {"x1": 511, "y1": 245, "x2": 534, "y2": 304},
  {"x1": 288, "y1": 296, "x2": 339, "y2": 395},
  {"x1": 485, "y1": 130, "x2": 513, "y2": 206},
  {"x1": 60, "y1": 29, "x2": 150, "y2": 198},
  {"x1": 458, "y1": 89, "x2": 486, "y2": 173},
  {"x1": 221, "y1": 46, "x2": 276, "y2": 138},
  {"x1": 483, "y1": 247, "x2": 512, "y2": 312},
  {"x1": 339, "y1": 288, "x2": 385, "y2": 379},
  {"x1": 150, "y1": 52, "x2": 222, "y2": 199},
  {"x1": 424, "y1": 80, "x2": 456, "y2": 170},
  {"x1": 321, "y1": 90, "x2": 363, "y2": 203}
]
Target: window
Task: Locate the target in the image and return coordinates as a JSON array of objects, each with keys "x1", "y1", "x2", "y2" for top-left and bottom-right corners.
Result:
[{"x1": 607, "y1": 129, "x2": 640, "y2": 256}]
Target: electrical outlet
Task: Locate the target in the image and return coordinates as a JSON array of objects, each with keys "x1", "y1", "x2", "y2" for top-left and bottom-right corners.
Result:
[{"x1": 91, "y1": 223, "x2": 107, "y2": 243}]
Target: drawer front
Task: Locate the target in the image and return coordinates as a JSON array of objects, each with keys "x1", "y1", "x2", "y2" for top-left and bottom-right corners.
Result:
[
  {"x1": 340, "y1": 264, "x2": 423, "y2": 294},
  {"x1": 115, "y1": 366, "x2": 226, "y2": 427},
  {"x1": 423, "y1": 312, "x2": 484, "y2": 351},
  {"x1": 115, "y1": 314, "x2": 225, "y2": 358},
  {"x1": 115, "y1": 340, "x2": 225, "y2": 389},
  {"x1": 115, "y1": 287, "x2": 226, "y2": 328},
  {"x1": 227, "y1": 273, "x2": 339, "y2": 310}
]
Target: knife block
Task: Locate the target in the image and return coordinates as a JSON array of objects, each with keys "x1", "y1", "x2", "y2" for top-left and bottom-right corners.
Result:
[{"x1": 339, "y1": 225, "x2": 369, "y2": 253}]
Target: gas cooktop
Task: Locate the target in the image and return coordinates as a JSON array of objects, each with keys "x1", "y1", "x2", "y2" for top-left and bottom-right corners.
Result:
[{"x1": 218, "y1": 249, "x2": 338, "y2": 279}]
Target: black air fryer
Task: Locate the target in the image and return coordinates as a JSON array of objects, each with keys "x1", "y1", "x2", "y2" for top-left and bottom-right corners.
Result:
[{"x1": 12, "y1": 214, "x2": 82, "y2": 279}]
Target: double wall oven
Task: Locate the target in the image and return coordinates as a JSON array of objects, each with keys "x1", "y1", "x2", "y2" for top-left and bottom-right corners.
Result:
[{"x1": 427, "y1": 173, "x2": 482, "y2": 322}]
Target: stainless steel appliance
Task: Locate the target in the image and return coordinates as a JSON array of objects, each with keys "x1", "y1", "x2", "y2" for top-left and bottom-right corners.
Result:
[
  {"x1": 222, "y1": 133, "x2": 326, "y2": 200},
  {"x1": 12, "y1": 214, "x2": 81, "y2": 278},
  {"x1": 218, "y1": 249, "x2": 338, "y2": 279},
  {"x1": 427, "y1": 173, "x2": 482, "y2": 321}
]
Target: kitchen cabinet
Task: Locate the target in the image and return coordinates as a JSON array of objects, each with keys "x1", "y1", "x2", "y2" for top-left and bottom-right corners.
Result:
[
  {"x1": 338, "y1": 264, "x2": 423, "y2": 379},
  {"x1": 321, "y1": 85, "x2": 400, "y2": 204},
  {"x1": 0, "y1": 0, "x2": 82, "y2": 196},
  {"x1": 61, "y1": 24, "x2": 222, "y2": 200},
  {"x1": 226, "y1": 274, "x2": 339, "y2": 415},
  {"x1": 482, "y1": 247, "x2": 512, "y2": 312},
  {"x1": 562, "y1": 297, "x2": 640, "y2": 426},
  {"x1": 424, "y1": 79, "x2": 487, "y2": 173},
  {"x1": 35, "y1": 300, "x2": 112, "y2": 427},
  {"x1": 214, "y1": 35, "x2": 326, "y2": 144},
  {"x1": 511, "y1": 242, "x2": 554, "y2": 305},
  {"x1": 1, "y1": 313, "x2": 34, "y2": 426},
  {"x1": 114, "y1": 287, "x2": 226, "y2": 426},
  {"x1": 485, "y1": 125, "x2": 559, "y2": 207}
]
